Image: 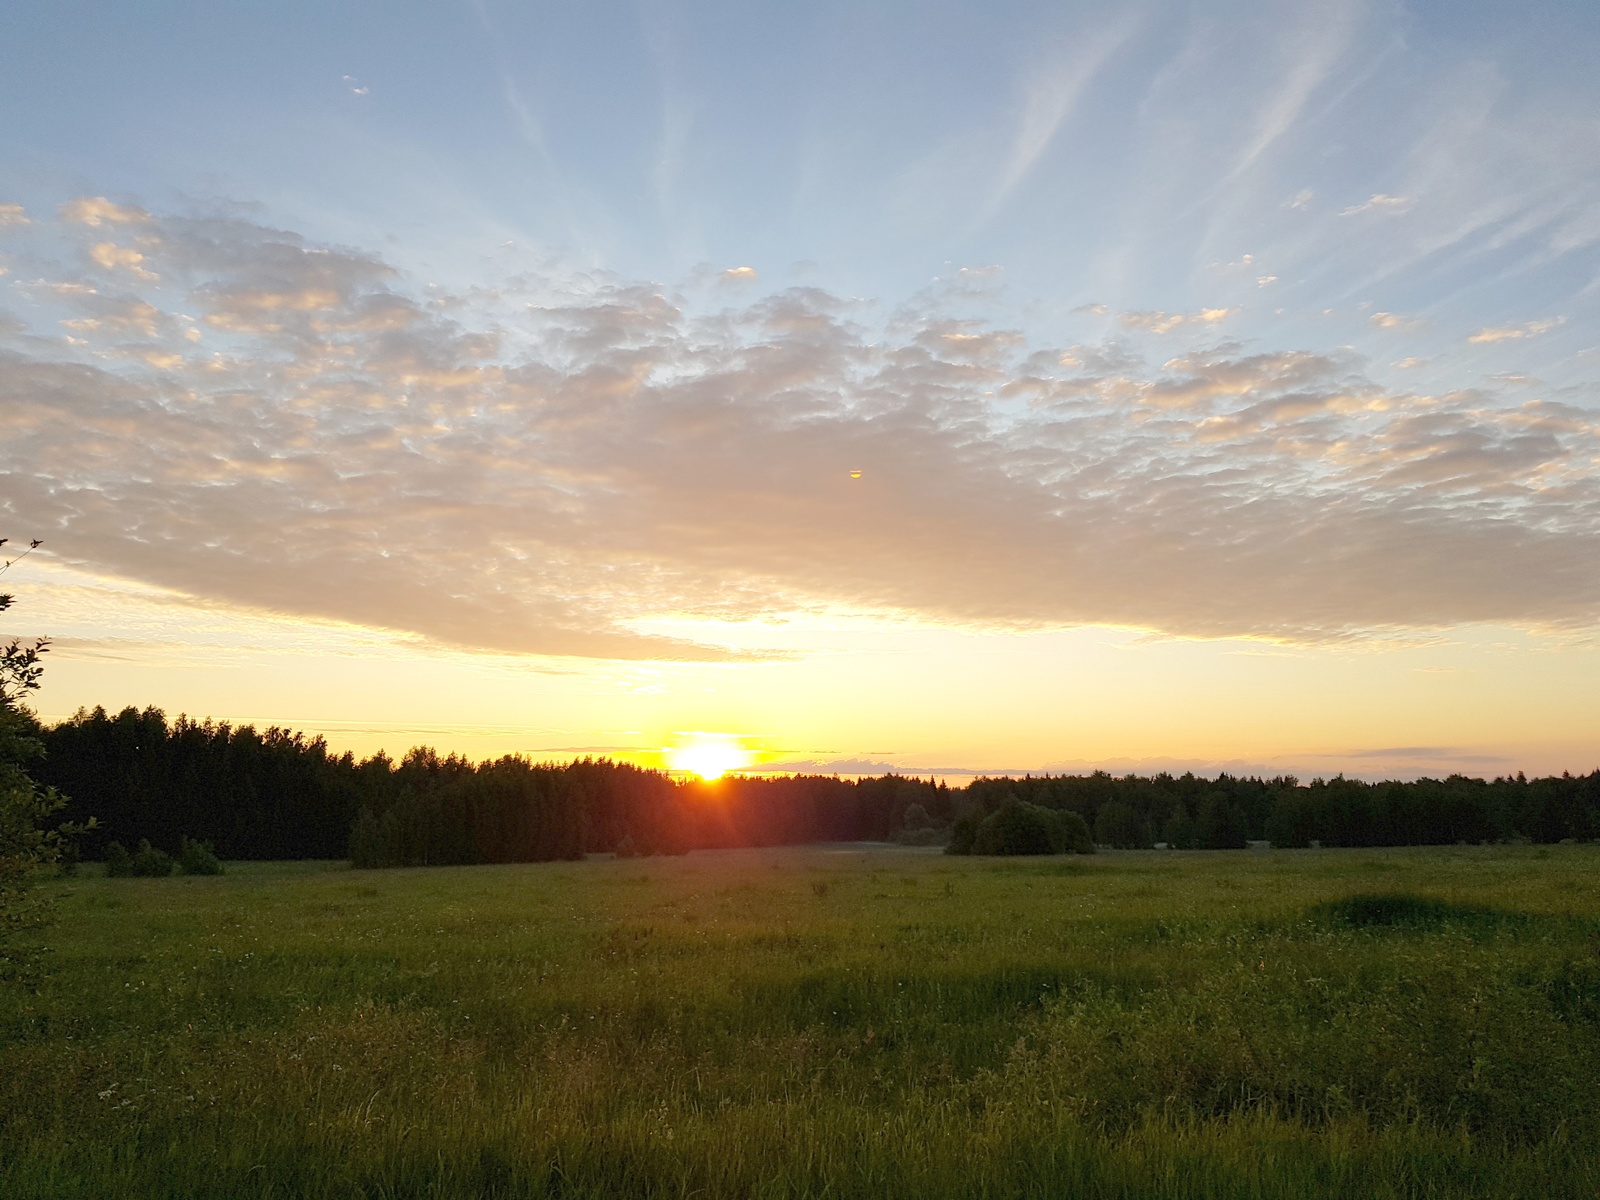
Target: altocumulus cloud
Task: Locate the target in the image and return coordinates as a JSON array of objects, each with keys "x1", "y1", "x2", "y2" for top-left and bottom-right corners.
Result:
[{"x1": 3, "y1": 200, "x2": 1600, "y2": 658}]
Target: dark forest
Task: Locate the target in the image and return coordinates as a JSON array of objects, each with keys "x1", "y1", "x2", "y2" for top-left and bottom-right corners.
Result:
[{"x1": 31, "y1": 705, "x2": 1600, "y2": 866}]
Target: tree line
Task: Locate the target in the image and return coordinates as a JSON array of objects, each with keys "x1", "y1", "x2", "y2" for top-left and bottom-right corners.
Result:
[
  {"x1": 27, "y1": 705, "x2": 1600, "y2": 865},
  {"x1": 964, "y1": 769, "x2": 1600, "y2": 849},
  {"x1": 36, "y1": 706, "x2": 950, "y2": 864}
]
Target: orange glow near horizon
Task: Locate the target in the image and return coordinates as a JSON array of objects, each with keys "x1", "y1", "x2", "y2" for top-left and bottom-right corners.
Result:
[
  {"x1": 667, "y1": 734, "x2": 752, "y2": 781},
  {"x1": 15, "y1": 559, "x2": 1600, "y2": 782}
]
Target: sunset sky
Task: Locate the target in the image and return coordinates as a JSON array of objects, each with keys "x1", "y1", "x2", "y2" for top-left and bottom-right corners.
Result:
[{"x1": 2, "y1": 0, "x2": 1598, "y2": 779}]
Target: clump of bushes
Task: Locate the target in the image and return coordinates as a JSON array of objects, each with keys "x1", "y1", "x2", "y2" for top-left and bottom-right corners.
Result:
[
  {"x1": 894, "y1": 802, "x2": 948, "y2": 846},
  {"x1": 947, "y1": 802, "x2": 1094, "y2": 856},
  {"x1": 131, "y1": 840, "x2": 175, "y2": 876},
  {"x1": 104, "y1": 840, "x2": 133, "y2": 877},
  {"x1": 104, "y1": 838, "x2": 223, "y2": 877},
  {"x1": 178, "y1": 837, "x2": 223, "y2": 875}
]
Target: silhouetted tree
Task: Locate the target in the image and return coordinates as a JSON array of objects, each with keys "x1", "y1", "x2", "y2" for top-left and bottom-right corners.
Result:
[{"x1": 0, "y1": 540, "x2": 85, "y2": 979}]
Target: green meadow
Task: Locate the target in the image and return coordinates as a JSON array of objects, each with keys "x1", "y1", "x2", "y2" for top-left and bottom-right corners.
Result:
[{"x1": 4, "y1": 844, "x2": 1599, "y2": 1199}]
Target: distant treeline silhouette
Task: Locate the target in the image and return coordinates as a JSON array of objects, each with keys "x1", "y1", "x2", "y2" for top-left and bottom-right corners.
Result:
[
  {"x1": 31, "y1": 706, "x2": 1600, "y2": 864},
  {"x1": 964, "y1": 771, "x2": 1600, "y2": 850},
  {"x1": 37, "y1": 706, "x2": 947, "y2": 864}
]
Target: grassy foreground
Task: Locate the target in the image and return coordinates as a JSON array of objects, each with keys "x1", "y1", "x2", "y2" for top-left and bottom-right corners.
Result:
[{"x1": 4, "y1": 845, "x2": 1600, "y2": 1198}]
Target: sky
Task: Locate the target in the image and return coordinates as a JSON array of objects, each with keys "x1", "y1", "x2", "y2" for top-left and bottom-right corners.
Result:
[{"x1": 1, "y1": 0, "x2": 1598, "y2": 780}]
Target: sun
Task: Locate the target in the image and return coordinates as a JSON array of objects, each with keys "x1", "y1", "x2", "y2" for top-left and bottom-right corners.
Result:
[{"x1": 667, "y1": 734, "x2": 751, "y2": 781}]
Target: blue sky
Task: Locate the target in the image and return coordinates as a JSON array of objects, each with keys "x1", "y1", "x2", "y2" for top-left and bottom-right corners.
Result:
[
  {"x1": 8, "y1": 0, "x2": 1599, "y2": 371},
  {"x1": 3, "y1": 1, "x2": 1599, "y2": 776}
]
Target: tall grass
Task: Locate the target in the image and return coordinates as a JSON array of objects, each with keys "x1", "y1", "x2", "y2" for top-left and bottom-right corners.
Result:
[{"x1": 3, "y1": 845, "x2": 1599, "y2": 1197}]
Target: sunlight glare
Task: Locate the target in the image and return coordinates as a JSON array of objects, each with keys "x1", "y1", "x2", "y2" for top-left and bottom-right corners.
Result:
[{"x1": 668, "y1": 734, "x2": 751, "y2": 781}]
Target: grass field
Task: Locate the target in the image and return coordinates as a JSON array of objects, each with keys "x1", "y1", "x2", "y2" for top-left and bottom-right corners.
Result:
[{"x1": 4, "y1": 844, "x2": 1600, "y2": 1198}]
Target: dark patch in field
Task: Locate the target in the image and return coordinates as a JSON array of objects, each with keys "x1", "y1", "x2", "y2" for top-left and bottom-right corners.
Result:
[
  {"x1": 992, "y1": 861, "x2": 1093, "y2": 877},
  {"x1": 1311, "y1": 893, "x2": 1518, "y2": 932},
  {"x1": 1545, "y1": 956, "x2": 1600, "y2": 1024},
  {"x1": 734, "y1": 964, "x2": 1133, "y2": 1042}
]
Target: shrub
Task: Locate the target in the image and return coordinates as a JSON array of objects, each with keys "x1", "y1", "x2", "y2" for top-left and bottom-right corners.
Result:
[
  {"x1": 130, "y1": 839, "x2": 175, "y2": 877},
  {"x1": 1055, "y1": 809, "x2": 1095, "y2": 854},
  {"x1": 178, "y1": 837, "x2": 223, "y2": 875},
  {"x1": 104, "y1": 840, "x2": 132, "y2": 877},
  {"x1": 946, "y1": 813, "x2": 979, "y2": 855},
  {"x1": 973, "y1": 803, "x2": 1058, "y2": 856},
  {"x1": 955, "y1": 803, "x2": 1096, "y2": 857}
]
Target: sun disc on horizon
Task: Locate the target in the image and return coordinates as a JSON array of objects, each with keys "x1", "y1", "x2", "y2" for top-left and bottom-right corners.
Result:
[{"x1": 668, "y1": 734, "x2": 751, "y2": 781}]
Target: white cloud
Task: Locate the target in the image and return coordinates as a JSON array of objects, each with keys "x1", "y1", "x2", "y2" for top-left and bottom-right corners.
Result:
[
  {"x1": 0, "y1": 204, "x2": 30, "y2": 227},
  {"x1": 59, "y1": 196, "x2": 151, "y2": 227},
  {"x1": 1369, "y1": 311, "x2": 1426, "y2": 332},
  {"x1": 1120, "y1": 307, "x2": 1237, "y2": 334},
  {"x1": 1121, "y1": 310, "x2": 1185, "y2": 333},
  {"x1": 88, "y1": 242, "x2": 158, "y2": 280},
  {"x1": 1339, "y1": 193, "x2": 1416, "y2": 217},
  {"x1": 3, "y1": 204, "x2": 1599, "y2": 656},
  {"x1": 721, "y1": 266, "x2": 759, "y2": 282},
  {"x1": 1467, "y1": 317, "x2": 1566, "y2": 344}
]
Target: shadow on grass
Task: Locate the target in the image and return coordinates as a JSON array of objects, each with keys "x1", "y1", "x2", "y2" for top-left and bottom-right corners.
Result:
[
  {"x1": 729, "y1": 964, "x2": 1153, "y2": 1064},
  {"x1": 1310, "y1": 892, "x2": 1520, "y2": 932}
]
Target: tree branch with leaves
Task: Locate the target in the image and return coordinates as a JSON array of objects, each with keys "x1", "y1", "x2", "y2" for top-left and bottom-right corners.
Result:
[{"x1": 0, "y1": 539, "x2": 87, "y2": 983}]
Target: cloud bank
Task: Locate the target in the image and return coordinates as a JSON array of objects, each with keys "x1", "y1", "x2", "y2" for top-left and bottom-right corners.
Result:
[{"x1": 3, "y1": 200, "x2": 1599, "y2": 659}]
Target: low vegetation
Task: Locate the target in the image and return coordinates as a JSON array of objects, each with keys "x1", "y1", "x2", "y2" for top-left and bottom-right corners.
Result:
[
  {"x1": 947, "y1": 800, "x2": 1094, "y2": 856},
  {"x1": 3, "y1": 844, "x2": 1599, "y2": 1198}
]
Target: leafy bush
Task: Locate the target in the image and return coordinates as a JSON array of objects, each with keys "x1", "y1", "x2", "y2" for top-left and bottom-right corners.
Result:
[
  {"x1": 1, "y1": 546, "x2": 96, "y2": 983},
  {"x1": 965, "y1": 802, "x2": 1094, "y2": 856},
  {"x1": 178, "y1": 837, "x2": 223, "y2": 875},
  {"x1": 1055, "y1": 809, "x2": 1094, "y2": 854},
  {"x1": 946, "y1": 813, "x2": 979, "y2": 855},
  {"x1": 1, "y1": 753, "x2": 70, "y2": 979},
  {"x1": 104, "y1": 841, "x2": 132, "y2": 877},
  {"x1": 130, "y1": 839, "x2": 175, "y2": 877},
  {"x1": 972, "y1": 803, "x2": 1055, "y2": 855}
]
